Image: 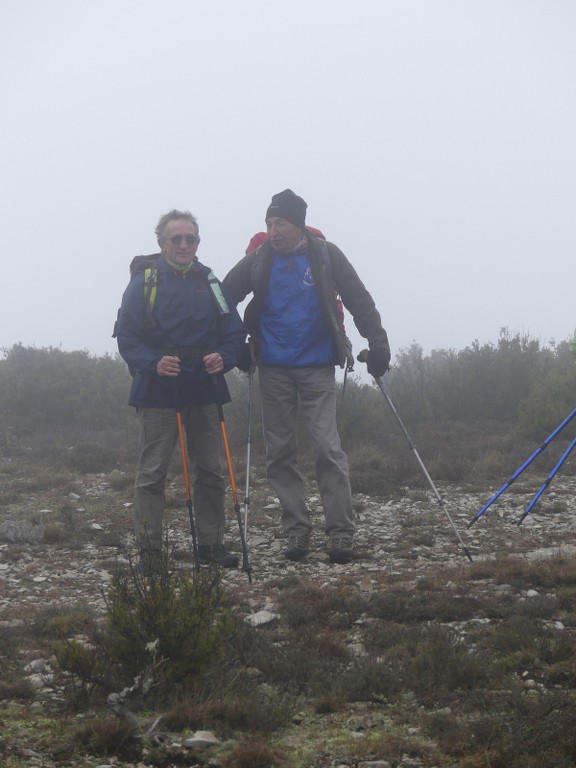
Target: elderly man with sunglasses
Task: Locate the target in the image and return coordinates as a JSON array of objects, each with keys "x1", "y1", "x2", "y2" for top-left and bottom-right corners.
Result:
[{"x1": 116, "y1": 210, "x2": 246, "y2": 574}]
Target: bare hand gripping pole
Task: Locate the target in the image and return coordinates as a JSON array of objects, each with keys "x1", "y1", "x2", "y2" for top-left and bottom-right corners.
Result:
[
  {"x1": 358, "y1": 350, "x2": 473, "y2": 562},
  {"x1": 213, "y1": 377, "x2": 253, "y2": 583}
]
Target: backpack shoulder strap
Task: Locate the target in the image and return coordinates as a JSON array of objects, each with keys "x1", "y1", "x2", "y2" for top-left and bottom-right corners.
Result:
[
  {"x1": 143, "y1": 264, "x2": 159, "y2": 326},
  {"x1": 206, "y1": 269, "x2": 230, "y2": 315},
  {"x1": 317, "y1": 242, "x2": 354, "y2": 372},
  {"x1": 319, "y1": 241, "x2": 333, "y2": 279}
]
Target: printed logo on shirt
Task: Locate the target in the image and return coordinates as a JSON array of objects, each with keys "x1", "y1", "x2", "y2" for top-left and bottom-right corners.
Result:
[{"x1": 303, "y1": 267, "x2": 315, "y2": 287}]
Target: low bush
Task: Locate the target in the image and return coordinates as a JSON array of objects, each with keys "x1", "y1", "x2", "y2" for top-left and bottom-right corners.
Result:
[{"x1": 105, "y1": 557, "x2": 230, "y2": 691}]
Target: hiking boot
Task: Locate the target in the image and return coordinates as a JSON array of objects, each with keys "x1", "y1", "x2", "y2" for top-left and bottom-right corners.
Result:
[
  {"x1": 283, "y1": 535, "x2": 310, "y2": 562},
  {"x1": 329, "y1": 536, "x2": 354, "y2": 564},
  {"x1": 197, "y1": 544, "x2": 239, "y2": 568}
]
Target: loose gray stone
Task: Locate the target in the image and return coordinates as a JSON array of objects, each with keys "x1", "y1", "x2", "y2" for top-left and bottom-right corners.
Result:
[{"x1": 182, "y1": 730, "x2": 219, "y2": 748}]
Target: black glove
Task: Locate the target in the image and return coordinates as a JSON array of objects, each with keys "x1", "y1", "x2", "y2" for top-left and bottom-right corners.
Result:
[
  {"x1": 366, "y1": 348, "x2": 390, "y2": 378},
  {"x1": 236, "y1": 342, "x2": 254, "y2": 372}
]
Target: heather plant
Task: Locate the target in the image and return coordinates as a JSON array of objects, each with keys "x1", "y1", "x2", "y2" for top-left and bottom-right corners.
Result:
[
  {"x1": 57, "y1": 716, "x2": 140, "y2": 762},
  {"x1": 54, "y1": 637, "x2": 118, "y2": 707},
  {"x1": 221, "y1": 741, "x2": 292, "y2": 768},
  {"x1": 164, "y1": 686, "x2": 298, "y2": 735},
  {"x1": 30, "y1": 605, "x2": 96, "y2": 640},
  {"x1": 0, "y1": 677, "x2": 36, "y2": 700}
]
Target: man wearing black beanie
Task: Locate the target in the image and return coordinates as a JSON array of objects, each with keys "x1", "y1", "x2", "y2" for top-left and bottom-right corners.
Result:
[
  {"x1": 223, "y1": 190, "x2": 390, "y2": 565},
  {"x1": 265, "y1": 188, "x2": 308, "y2": 230}
]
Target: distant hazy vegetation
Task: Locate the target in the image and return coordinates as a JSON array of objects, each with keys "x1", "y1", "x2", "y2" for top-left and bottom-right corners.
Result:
[{"x1": 1, "y1": 328, "x2": 574, "y2": 493}]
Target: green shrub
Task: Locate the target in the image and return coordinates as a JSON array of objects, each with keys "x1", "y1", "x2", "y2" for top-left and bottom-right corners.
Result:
[{"x1": 105, "y1": 560, "x2": 230, "y2": 689}]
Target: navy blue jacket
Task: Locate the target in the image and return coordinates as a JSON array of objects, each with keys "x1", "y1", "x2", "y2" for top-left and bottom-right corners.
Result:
[{"x1": 116, "y1": 255, "x2": 246, "y2": 408}]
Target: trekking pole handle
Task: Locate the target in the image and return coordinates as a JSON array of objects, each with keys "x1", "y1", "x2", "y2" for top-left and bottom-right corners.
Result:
[{"x1": 358, "y1": 348, "x2": 380, "y2": 378}]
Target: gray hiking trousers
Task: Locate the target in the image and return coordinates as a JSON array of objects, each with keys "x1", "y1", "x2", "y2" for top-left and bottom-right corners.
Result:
[
  {"x1": 133, "y1": 405, "x2": 225, "y2": 552},
  {"x1": 258, "y1": 365, "x2": 355, "y2": 540}
]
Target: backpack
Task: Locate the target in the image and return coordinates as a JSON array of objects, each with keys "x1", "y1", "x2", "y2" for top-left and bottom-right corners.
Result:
[{"x1": 112, "y1": 254, "x2": 229, "y2": 338}]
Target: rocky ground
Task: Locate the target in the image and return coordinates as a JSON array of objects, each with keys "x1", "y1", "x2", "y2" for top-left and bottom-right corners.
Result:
[
  {"x1": 1, "y1": 465, "x2": 576, "y2": 767},
  {"x1": 2, "y1": 470, "x2": 575, "y2": 614}
]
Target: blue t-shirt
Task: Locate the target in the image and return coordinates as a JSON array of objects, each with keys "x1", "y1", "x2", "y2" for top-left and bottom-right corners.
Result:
[{"x1": 259, "y1": 248, "x2": 337, "y2": 367}]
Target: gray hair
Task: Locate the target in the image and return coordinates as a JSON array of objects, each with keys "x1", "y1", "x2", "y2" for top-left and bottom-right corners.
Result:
[{"x1": 155, "y1": 210, "x2": 199, "y2": 242}]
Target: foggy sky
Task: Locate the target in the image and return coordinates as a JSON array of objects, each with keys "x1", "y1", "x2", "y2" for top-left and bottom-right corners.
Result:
[{"x1": 2, "y1": 0, "x2": 575, "y2": 379}]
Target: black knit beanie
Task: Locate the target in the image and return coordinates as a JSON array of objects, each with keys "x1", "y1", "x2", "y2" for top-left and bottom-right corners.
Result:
[{"x1": 265, "y1": 189, "x2": 307, "y2": 229}]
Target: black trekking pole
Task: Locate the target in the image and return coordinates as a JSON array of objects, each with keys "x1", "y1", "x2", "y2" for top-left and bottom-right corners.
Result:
[
  {"x1": 517, "y1": 435, "x2": 576, "y2": 525},
  {"x1": 243, "y1": 339, "x2": 256, "y2": 539},
  {"x1": 358, "y1": 350, "x2": 473, "y2": 562},
  {"x1": 212, "y1": 376, "x2": 253, "y2": 582},
  {"x1": 468, "y1": 407, "x2": 576, "y2": 528},
  {"x1": 176, "y1": 409, "x2": 199, "y2": 569},
  {"x1": 174, "y1": 375, "x2": 199, "y2": 568}
]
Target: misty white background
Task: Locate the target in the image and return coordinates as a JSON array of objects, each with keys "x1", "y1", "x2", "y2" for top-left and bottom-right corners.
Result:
[{"x1": 2, "y1": 0, "x2": 575, "y2": 380}]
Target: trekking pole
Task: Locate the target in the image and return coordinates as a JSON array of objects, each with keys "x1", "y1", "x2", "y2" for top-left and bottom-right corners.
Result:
[
  {"x1": 517, "y1": 435, "x2": 576, "y2": 525},
  {"x1": 468, "y1": 407, "x2": 576, "y2": 528},
  {"x1": 358, "y1": 350, "x2": 473, "y2": 562},
  {"x1": 213, "y1": 376, "x2": 253, "y2": 582},
  {"x1": 176, "y1": 409, "x2": 199, "y2": 569},
  {"x1": 243, "y1": 339, "x2": 256, "y2": 539}
]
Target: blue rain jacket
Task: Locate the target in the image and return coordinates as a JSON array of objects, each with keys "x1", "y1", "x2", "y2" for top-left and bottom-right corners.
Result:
[{"x1": 260, "y1": 249, "x2": 337, "y2": 367}]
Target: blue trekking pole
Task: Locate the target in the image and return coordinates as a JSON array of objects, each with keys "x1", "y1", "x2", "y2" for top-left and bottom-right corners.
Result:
[
  {"x1": 517, "y1": 435, "x2": 576, "y2": 525},
  {"x1": 468, "y1": 407, "x2": 576, "y2": 528}
]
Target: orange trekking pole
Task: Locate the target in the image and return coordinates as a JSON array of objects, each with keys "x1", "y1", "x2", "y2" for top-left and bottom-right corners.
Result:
[{"x1": 213, "y1": 377, "x2": 252, "y2": 582}]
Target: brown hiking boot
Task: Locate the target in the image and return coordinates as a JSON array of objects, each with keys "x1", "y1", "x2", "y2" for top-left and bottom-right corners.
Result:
[
  {"x1": 328, "y1": 536, "x2": 354, "y2": 564},
  {"x1": 197, "y1": 544, "x2": 239, "y2": 568},
  {"x1": 283, "y1": 535, "x2": 310, "y2": 561}
]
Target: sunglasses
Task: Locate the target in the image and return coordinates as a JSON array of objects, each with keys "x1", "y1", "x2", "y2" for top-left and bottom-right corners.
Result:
[{"x1": 169, "y1": 234, "x2": 199, "y2": 245}]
